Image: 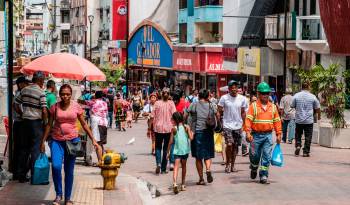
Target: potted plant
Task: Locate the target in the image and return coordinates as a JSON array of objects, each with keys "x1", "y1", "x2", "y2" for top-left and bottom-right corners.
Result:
[{"x1": 297, "y1": 63, "x2": 350, "y2": 148}]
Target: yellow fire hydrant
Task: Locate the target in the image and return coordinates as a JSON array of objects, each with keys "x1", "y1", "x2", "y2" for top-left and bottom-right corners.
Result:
[{"x1": 99, "y1": 150, "x2": 127, "y2": 190}]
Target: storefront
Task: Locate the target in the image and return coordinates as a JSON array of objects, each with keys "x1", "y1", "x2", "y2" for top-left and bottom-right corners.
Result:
[
  {"x1": 128, "y1": 20, "x2": 173, "y2": 88},
  {"x1": 237, "y1": 47, "x2": 261, "y2": 93}
]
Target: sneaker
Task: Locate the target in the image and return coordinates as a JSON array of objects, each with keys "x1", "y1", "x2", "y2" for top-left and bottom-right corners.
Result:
[
  {"x1": 288, "y1": 141, "x2": 293, "y2": 144},
  {"x1": 250, "y1": 169, "x2": 257, "y2": 179},
  {"x1": 295, "y1": 146, "x2": 301, "y2": 156},
  {"x1": 173, "y1": 184, "x2": 179, "y2": 194},
  {"x1": 242, "y1": 150, "x2": 249, "y2": 157},
  {"x1": 260, "y1": 176, "x2": 269, "y2": 184},
  {"x1": 303, "y1": 153, "x2": 310, "y2": 157},
  {"x1": 206, "y1": 171, "x2": 213, "y2": 183},
  {"x1": 169, "y1": 163, "x2": 174, "y2": 171},
  {"x1": 155, "y1": 166, "x2": 160, "y2": 175},
  {"x1": 161, "y1": 170, "x2": 168, "y2": 174}
]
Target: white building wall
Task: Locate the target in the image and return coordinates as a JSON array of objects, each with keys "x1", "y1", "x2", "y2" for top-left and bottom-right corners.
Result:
[
  {"x1": 129, "y1": 0, "x2": 161, "y2": 31},
  {"x1": 223, "y1": 0, "x2": 255, "y2": 45},
  {"x1": 87, "y1": 0, "x2": 101, "y2": 51},
  {"x1": 321, "y1": 54, "x2": 346, "y2": 71}
]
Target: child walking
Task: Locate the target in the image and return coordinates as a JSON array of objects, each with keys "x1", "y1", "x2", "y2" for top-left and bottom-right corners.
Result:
[
  {"x1": 167, "y1": 112, "x2": 193, "y2": 194},
  {"x1": 126, "y1": 103, "x2": 133, "y2": 128}
]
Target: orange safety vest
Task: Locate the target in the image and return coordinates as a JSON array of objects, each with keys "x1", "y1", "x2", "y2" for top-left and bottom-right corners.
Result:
[{"x1": 245, "y1": 100, "x2": 282, "y2": 135}]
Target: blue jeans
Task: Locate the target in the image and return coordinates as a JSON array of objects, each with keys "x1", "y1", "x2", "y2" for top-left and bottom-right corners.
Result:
[
  {"x1": 108, "y1": 111, "x2": 113, "y2": 128},
  {"x1": 155, "y1": 132, "x2": 170, "y2": 171},
  {"x1": 249, "y1": 132, "x2": 273, "y2": 178},
  {"x1": 50, "y1": 138, "x2": 78, "y2": 200}
]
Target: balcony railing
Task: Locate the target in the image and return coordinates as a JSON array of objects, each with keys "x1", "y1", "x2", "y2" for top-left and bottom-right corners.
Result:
[
  {"x1": 265, "y1": 12, "x2": 296, "y2": 40},
  {"x1": 197, "y1": 0, "x2": 222, "y2": 6},
  {"x1": 297, "y1": 16, "x2": 326, "y2": 41},
  {"x1": 60, "y1": 1, "x2": 70, "y2": 10}
]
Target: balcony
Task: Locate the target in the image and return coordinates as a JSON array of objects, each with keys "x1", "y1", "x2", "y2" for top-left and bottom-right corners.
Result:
[
  {"x1": 195, "y1": 22, "x2": 223, "y2": 44},
  {"x1": 265, "y1": 12, "x2": 296, "y2": 40},
  {"x1": 60, "y1": 1, "x2": 70, "y2": 10},
  {"x1": 265, "y1": 12, "x2": 297, "y2": 50},
  {"x1": 194, "y1": 5, "x2": 223, "y2": 23},
  {"x1": 296, "y1": 16, "x2": 329, "y2": 54}
]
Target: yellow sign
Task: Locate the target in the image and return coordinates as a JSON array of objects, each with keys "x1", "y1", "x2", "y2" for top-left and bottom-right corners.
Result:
[{"x1": 238, "y1": 48, "x2": 260, "y2": 76}]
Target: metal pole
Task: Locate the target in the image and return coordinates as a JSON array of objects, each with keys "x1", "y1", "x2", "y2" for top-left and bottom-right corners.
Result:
[
  {"x1": 125, "y1": 0, "x2": 130, "y2": 98},
  {"x1": 7, "y1": 0, "x2": 14, "y2": 171},
  {"x1": 90, "y1": 22, "x2": 92, "y2": 61},
  {"x1": 283, "y1": 0, "x2": 288, "y2": 92}
]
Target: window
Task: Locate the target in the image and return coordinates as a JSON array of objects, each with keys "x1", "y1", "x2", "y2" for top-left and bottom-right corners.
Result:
[
  {"x1": 61, "y1": 30, "x2": 70, "y2": 45},
  {"x1": 100, "y1": 8, "x2": 103, "y2": 20},
  {"x1": 179, "y1": 0, "x2": 187, "y2": 9},
  {"x1": 310, "y1": 0, "x2": 316, "y2": 15},
  {"x1": 294, "y1": 0, "x2": 299, "y2": 15},
  {"x1": 179, "y1": 23, "x2": 187, "y2": 43},
  {"x1": 61, "y1": 10, "x2": 70, "y2": 23},
  {"x1": 198, "y1": 0, "x2": 221, "y2": 6},
  {"x1": 106, "y1": 8, "x2": 110, "y2": 20}
]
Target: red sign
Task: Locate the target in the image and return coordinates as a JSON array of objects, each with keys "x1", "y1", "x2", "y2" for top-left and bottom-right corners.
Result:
[
  {"x1": 204, "y1": 52, "x2": 239, "y2": 74},
  {"x1": 222, "y1": 46, "x2": 237, "y2": 62},
  {"x1": 173, "y1": 51, "x2": 200, "y2": 72},
  {"x1": 112, "y1": 0, "x2": 127, "y2": 40}
]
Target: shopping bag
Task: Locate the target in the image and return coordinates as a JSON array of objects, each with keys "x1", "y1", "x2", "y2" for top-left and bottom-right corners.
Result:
[
  {"x1": 32, "y1": 153, "x2": 50, "y2": 185},
  {"x1": 214, "y1": 133, "x2": 223, "y2": 153},
  {"x1": 271, "y1": 144, "x2": 284, "y2": 167}
]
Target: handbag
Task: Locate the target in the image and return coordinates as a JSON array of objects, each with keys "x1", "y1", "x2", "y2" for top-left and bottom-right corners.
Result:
[
  {"x1": 54, "y1": 103, "x2": 84, "y2": 157},
  {"x1": 205, "y1": 102, "x2": 222, "y2": 132}
]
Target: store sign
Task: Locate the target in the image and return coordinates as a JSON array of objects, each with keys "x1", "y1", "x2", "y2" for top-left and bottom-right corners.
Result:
[
  {"x1": 128, "y1": 21, "x2": 173, "y2": 68},
  {"x1": 112, "y1": 0, "x2": 127, "y2": 40},
  {"x1": 238, "y1": 48, "x2": 261, "y2": 76},
  {"x1": 205, "y1": 52, "x2": 223, "y2": 73},
  {"x1": 222, "y1": 45, "x2": 237, "y2": 62},
  {"x1": 173, "y1": 51, "x2": 200, "y2": 72}
]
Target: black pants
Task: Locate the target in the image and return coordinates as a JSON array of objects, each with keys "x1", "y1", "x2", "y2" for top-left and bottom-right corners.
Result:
[
  {"x1": 295, "y1": 123, "x2": 313, "y2": 154},
  {"x1": 12, "y1": 121, "x2": 23, "y2": 179},
  {"x1": 18, "y1": 119, "x2": 43, "y2": 182},
  {"x1": 154, "y1": 132, "x2": 170, "y2": 172}
]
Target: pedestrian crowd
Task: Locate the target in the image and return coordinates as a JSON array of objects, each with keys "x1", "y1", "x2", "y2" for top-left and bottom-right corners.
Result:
[
  {"x1": 146, "y1": 79, "x2": 321, "y2": 194},
  {"x1": 10, "y1": 70, "x2": 322, "y2": 201}
]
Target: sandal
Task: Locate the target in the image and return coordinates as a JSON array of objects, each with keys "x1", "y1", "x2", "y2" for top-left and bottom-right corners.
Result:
[
  {"x1": 231, "y1": 167, "x2": 238, "y2": 173},
  {"x1": 173, "y1": 184, "x2": 179, "y2": 194},
  {"x1": 196, "y1": 179, "x2": 206, "y2": 185},
  {"x1": 225, "y1": 166, "x2": 230, "y2": 173},
  {"x1": 65, "y1": 200, "x2": 74, "y2": 205},
  {"x1": 52, "y1": 196, "x2": 62, "y2": 205},
  {"x1": 206, "y1": 171, "x2": 213, "y2": 183},
  {"x1": 180, "y1": 184, "x2": 186, "y2": 191}
]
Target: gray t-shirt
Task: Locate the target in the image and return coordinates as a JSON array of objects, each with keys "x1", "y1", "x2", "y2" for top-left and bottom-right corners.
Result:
[
  {"x1": 188, "y1": 101, "x2": 217, "y2": 131},
  {"x1": 291, "y1": 90, "x2": 320, "y2": 124}
]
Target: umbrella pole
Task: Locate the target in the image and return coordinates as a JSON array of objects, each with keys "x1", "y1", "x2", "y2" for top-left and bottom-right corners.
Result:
[{"x1": 84, "y1": 77, "x2": 87, "y2": 91}]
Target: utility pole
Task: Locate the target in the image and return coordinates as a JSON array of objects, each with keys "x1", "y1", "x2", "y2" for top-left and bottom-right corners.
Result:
[
  {"x1": 125, "y1": 0, "x2": 129, "y2": 98},
  {"x1": 283, "y1": 0, "x2": 288, "y2": 92},
  {"x1": 7, "y1": 0, "x2": 14, "y2": 172}
]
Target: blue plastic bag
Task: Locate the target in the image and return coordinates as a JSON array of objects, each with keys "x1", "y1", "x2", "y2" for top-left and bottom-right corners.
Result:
[
  {"x1": 32, "y1": 153, "x2": 50, "y2": 185},
  {"x1": 271, "y1": 144, "x2": 284, "y2": 167}
]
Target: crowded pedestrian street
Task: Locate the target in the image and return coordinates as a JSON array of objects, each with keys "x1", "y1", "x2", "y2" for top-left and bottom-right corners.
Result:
[
  {"x1": 2, "y1": 0, "x2": 350, "y2": 205},
  {"x1": 1, "y1": 120, "x2": 350, "y2": 205}
]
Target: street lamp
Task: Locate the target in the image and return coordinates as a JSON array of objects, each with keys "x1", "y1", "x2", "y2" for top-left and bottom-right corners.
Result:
[{"x1": 88, "y1": 15, "x2": 94, "y2": 61}]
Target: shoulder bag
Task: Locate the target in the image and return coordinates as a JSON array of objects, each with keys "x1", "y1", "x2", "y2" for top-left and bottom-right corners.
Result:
[{"x1": 55, "y1": 103, "x2": 84, "y2": 157}]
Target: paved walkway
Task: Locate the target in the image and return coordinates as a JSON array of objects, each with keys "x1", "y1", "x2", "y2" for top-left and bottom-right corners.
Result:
[
  {"x1": 107, "y1": 121, "x2": 350, "y2": 205},
  {"x1": 1, "y1": 120, "x2": 350, "y2": 204}
]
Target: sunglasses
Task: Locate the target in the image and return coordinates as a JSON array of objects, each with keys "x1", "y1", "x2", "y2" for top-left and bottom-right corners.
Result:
[{"x1": 260, "y1": 92, "x2": 270, "y2": 96}]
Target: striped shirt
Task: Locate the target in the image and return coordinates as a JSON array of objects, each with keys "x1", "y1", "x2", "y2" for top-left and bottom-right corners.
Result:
[
  {"x1": 291, "y1": 90, "x2": 320, "y2": 124},
  {"x1": 15, "y1": 84, "x2": 47, "y2": 120}
]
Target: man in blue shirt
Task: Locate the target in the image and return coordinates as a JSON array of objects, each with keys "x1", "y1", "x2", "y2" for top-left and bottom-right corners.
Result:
[{"x1": 291, "y1": 80, "x2": 321, "y2": 157}]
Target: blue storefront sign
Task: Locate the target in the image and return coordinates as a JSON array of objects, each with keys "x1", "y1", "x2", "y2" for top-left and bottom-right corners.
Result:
[{"x1": 128, "y1": 21, "x2": 173, "y2": 68}]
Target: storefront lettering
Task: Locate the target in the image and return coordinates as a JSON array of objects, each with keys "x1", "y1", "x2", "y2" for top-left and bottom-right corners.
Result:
[
  {"x1": 176, "y1": 58, "x2": 192, "y2": 66},
  {"x1": 244, "y1": 54, "x2": 256, "y2": 68},
  {"x1": 209, "y1": 63, "x2": 223, "y2": 71},
  {"x1": 137, "y1": 25, "x2": 160, "y2": 65}
]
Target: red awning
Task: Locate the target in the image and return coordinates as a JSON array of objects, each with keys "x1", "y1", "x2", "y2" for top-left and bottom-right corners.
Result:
[{"x1": 319, "y1": 0, "x2": 350, "y2": 55}]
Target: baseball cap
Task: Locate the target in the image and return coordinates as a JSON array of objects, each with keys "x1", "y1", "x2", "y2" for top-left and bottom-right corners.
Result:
[
  {"x1": 33, "y1": 71, "x2": 45, "y2": 79},
  {"x1": 228, "y1": 80, "x2": 239, "y2": 87}
]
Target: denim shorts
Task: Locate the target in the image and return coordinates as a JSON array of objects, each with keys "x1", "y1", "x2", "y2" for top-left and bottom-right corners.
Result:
[{"x1": 174, "y1": 154, "x2": 189, "y2": 160}]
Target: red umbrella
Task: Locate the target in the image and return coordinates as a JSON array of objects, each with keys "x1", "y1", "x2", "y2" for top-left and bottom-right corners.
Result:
[{"x1": 21, "y1": 53, "x2": 106, "y2": 81}]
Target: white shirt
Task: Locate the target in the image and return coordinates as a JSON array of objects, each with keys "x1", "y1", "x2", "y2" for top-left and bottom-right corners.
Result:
[{"x1": 218, "y1": 94, "x2": 248, "y2": 130}]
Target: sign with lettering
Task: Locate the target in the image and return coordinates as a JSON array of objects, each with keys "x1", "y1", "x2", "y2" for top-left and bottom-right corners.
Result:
[
  {"x1": 128, "y1": 21, "x2": 173, "y2": 68},
  {"x1": 173, "y1": 51, "x2": 200, "y2": 72},
  {"x1": 238, "y1": 47, "x2": 261, "y2": 76},
  {"x1": 112, "y1": 0, "x2": 127, "y2": 40}
]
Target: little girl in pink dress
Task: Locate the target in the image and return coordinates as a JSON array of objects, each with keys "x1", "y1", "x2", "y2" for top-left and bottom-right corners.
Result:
[{"x1": 126, "y1": 107, "x2": 133, "y2": 128}]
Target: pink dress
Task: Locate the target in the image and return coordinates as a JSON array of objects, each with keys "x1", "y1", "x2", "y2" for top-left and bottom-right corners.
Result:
[{"x1": 126, "y1": 110, "x2": 133, "y2": 122}]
